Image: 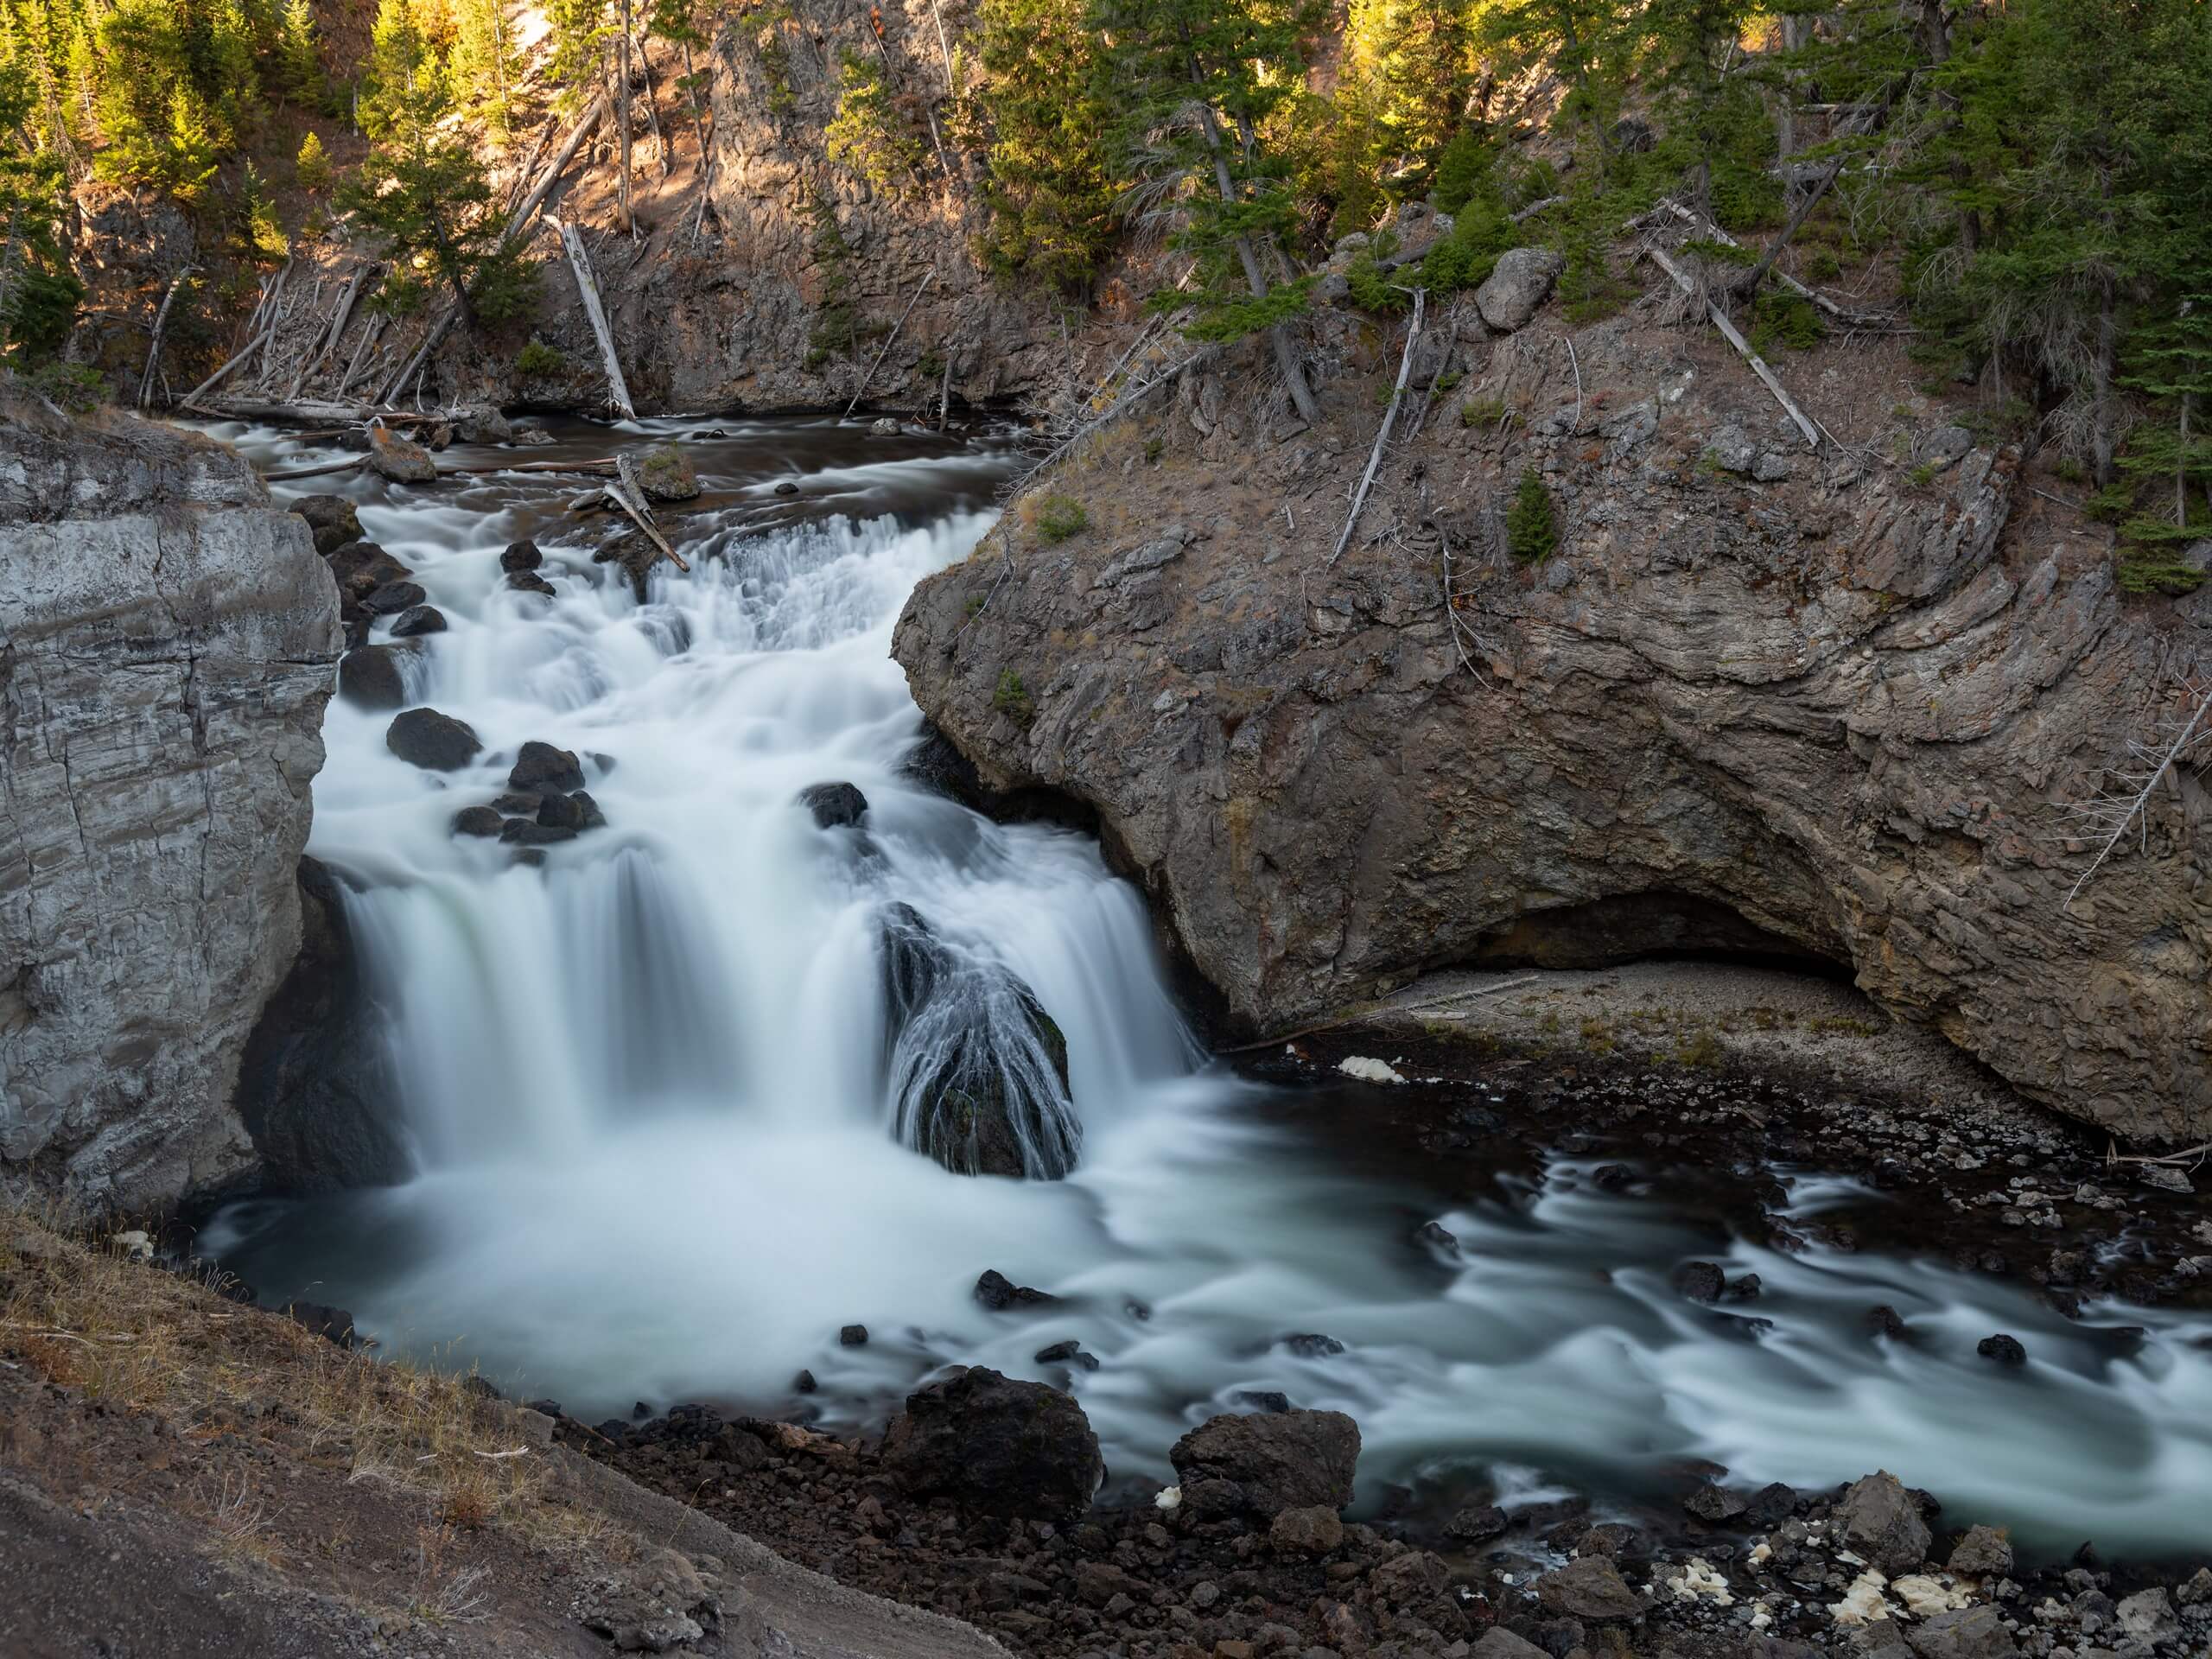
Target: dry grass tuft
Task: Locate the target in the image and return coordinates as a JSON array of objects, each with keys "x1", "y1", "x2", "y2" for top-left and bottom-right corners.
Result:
[{"x1": 0, "y1": 1203, "x2": 564, "y2": 1554}]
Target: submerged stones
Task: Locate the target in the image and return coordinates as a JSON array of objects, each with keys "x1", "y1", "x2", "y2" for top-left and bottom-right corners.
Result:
[
  {"x1": 1168, "y1": 1408, "x2": 1360, "y2": 1519},
  {"x1": 389, "y1": 604, "x2": 447, "y2": 638},
  {"x1": 880, "y1": 1365, "x2": 1103, "y2": 1522},
  {"x1": 878, "y1": 902, "x2": 1079, "y2": 1180},
  {"x1": 975, "y1": 1268, "x2": 1055, "y2": 1310},
  {"x1": 290, "y1": 493, "x2": 363, "y2": 555},
  {"x1": 385, "y1": 708, "x2": 481, "y2": 771}
]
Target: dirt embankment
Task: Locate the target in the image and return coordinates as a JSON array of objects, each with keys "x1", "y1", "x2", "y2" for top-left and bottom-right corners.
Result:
[{"x1": 0, "y1": 1211, "x2": 1005, "y2": 1658}]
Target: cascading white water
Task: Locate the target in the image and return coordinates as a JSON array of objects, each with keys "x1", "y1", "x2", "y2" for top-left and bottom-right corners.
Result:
[{"x1": 204, "y1": 416, "x2": 2212, "y2": 1558}]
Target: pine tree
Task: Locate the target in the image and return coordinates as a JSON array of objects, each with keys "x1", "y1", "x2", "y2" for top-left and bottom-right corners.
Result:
[
  {"x1": 0, "y1": 51, "x2": 82, "y2": 362},
  {"x1": 1338, "y1": 0, "x2": 1477, "y2": 200},
  {"x1": 451, "y1": 0, "x2": 521, "y2": 134},
  {"x1": 1506, "y1": 467, "x2": 1559, "y2": 563},
  {"x1": 296, "y1": 126, "x2": 329, "y2": 190},
  {"x1": 974, "y1": 0, "x2": 1119, "y2": 289},
  {"x1": 1087, "y1": 0, "x2": 1325, "y2": 421},
  {"x1": 348, "y1": 0, "x2": 536, "y2": 324},
  {"x1": 825, "y1": 46, "x2": 923, "y2": 188},
  {"x1": 276, "y1": 0, "x2": 325, "y2": 107}
]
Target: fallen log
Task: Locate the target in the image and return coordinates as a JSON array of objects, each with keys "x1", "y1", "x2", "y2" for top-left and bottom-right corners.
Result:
[
  {"x1": 1646, "y1": 244, "x2": 1821, "y2": 449},
  {"x1": 1327, "y1": 286, "x2": 1426, "y2": 568},
  {"x1": 607, "y1": 454, "x2": 690, "y2": 571},
  {"x1": 842, "y1": 270, "x2": 935, "y2": 419},
  {"x1": 179, "y1": 325, "x2": 276, "y2": 411},
  {"x1": 1655, "y1": 200, "x2": 1902, "y2": 330},
  {"x1": 137, "y1": 267, "x2": 194, "y2": 410},
  {"x1": 556, "y1": 219, "x2": 637, "y2": 421}
]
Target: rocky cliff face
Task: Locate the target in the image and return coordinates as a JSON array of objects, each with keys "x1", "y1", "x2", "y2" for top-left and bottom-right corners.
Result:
[
  {"x1": 635, "y1": 0, "x2": 1062, "y2": 411},
  {"x1": 893, "y1": 290, "x2": 2212, "y2": 1141},
  {"x1": 0, "y1": 396, "x2": 341, "y2": 1209}
]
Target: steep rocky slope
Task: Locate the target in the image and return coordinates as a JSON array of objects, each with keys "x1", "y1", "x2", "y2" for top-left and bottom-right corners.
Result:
[
  {"x1": 893, "y1": 270, "x2": 2212, "y2": 1141},
  {"x1": 0, "y1": 395, "x2": 341, "y2": 1209}
]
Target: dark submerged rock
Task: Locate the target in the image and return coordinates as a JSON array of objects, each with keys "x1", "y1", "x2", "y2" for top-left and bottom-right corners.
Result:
[
  {"x1": 798, "y1": 781, "x2": 869, "y2": 830},
  {"x1": 1977, "y1": 1332, "x2": 2027, "y2": 1366},
  {"x1": 234, "y1": 857, "x2": 411, "y2": 1194},
  {"x1": 508, "y1": 570, "x2": 557, "y2": 599},
  {"x1": 510, "y1": 740, "x2": 586, "y2": 793},
  {"x1": 362, "y1": 578, "x2": 428, "y2": 616},
  {"x1": 975, "y1": 1268, "x2": 1056, "y2": 1311},
  {"x1": 337, "y1": 644, "x2": 410, "y2": 711},
  {"x1": 291, "y1": 493, "x2": 364, "y2": 555},
  {"x1": 385, "y1": 708, "x2": 481, "y2": 771},
  {"x1": 878, "y1": 903, "x2": 1079, "y2": 1180},
  {"x1": 839, "y1": 1324, "x2": 868, "y2": 1346},
  {"x1": 450, "y1": 805, "x2": 504, "y2": 838},
  {"x1": 389, "y1": 604, "x2": 447, "y2": 638},
  {"x1": 500, "y1": 538, "x2": 543, "y2": 571},
  {"x1": 500, "y1": 818, "x2": 577, "y2": 847},
  {"x1": 880, "y1": 1365, "x2": 1103, "y2": 1522},
  {"x1": 1675, "y1": 1261, "x2": 1727, "y2": 1303}
]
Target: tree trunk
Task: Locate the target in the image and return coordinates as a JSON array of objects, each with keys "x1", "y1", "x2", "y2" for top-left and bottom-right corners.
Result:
[
  {"x1": 2092, "y1": 270, "x2": 2119, "y2": 486},
  {"x1": 1192, "y1": 100, "x2": 1319, "y2": 425},
  {"x1": 618, "y1": 0, "x2": 634, "y2": 232}
]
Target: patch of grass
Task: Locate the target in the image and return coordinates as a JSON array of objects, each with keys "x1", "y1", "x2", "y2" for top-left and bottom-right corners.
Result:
[
  {"x1": 25, "y1": 361, "x2": 107, "y2": 411},
  {"x1": 1908, "y1": 461, "x2": 1939, "y2": 488},
  {"x1": 1673, "y1": 1027, "x2": 1726, "y2": 1069},
  {"x1": 1460, "y1": 395, "x2": 1513, "y2": 431},
  {"x1": 1808, "y1": 1014, "x2": 1881, "y2": 1038},
  {"x1": 994, "y1": 668, "x2": 1035, "y2": 726},
  {"x1": 1579, "y1": 1018, "x2": 1616, "y2": 1055},
  {"x1": 1143, "y1": 437, "x2": 1164, "y2": 464}
]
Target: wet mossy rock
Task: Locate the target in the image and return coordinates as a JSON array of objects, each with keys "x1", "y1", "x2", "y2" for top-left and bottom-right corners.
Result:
[
  {"x1": 636, "y1": 442, "x2": 701, "y2": 502},
  {"x1": 877, "y1": 903, "x2": 1079, "y2": 1180},
  {"x1": 289, "y1": 493, "x2": 363, "y2": 555},
  {"x1": 880, "y1": 1365, "x2": 1103, "y2": 1522},
  {"x1": 386, "y1": 708, "x2": 482, "y2": 771}
]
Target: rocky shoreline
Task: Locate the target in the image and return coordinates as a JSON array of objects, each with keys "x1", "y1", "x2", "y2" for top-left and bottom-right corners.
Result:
[{"x1": 563, "y1": 1365, "x2": 2212, "y2": 1659}]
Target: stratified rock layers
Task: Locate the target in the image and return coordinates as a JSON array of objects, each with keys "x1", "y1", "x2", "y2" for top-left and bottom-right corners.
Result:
[{"x1": 0, "y1": 398, "x2": 340, "y2": 1208}]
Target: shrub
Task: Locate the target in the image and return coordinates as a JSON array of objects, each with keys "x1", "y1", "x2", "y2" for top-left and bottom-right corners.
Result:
[
  {"x1": 1505, "y1": 468, "x2": 1558, "y2": 563},
  {"x1": 1033, "y1": 493, "x2": 1088, "y2": 543},
  {"x1": 514, "y1": 340, "x2": 564, "y2": 376},
  {"x1": 994, "y1": 669, "x2": 1035, "y2": 725},
  {"x1": 25, "y1": 362, "x2": 108, "y2": 411}
]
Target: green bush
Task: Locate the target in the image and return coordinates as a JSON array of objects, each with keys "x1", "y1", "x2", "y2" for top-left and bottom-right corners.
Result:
[
  {"x1": 1033, "y1": 493, "x2": 1088, "y2": 543},
  {"x1": 994, "y1": 669, "x2": 1036, "y2": 726},
  {"x1": 24, "y1": 362, "x2": 108, "y2": 412},
  {"x1": 1505, "y1": 467, "x2": 1558, "y2": 563},
  {"x1": 1749, "y1": 289, "x2": 1823, "y2": 353},
  {"x1": 515, "y1": 340, "x2": 565, "y2": 376}
]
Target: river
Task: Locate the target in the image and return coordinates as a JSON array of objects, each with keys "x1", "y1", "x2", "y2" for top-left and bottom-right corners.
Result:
[{"x1": 199, "y1": 414, "x2": 2212, "y2": 1559}]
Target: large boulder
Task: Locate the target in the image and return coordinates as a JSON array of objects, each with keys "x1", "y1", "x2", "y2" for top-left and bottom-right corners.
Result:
[
  {"x1": 0, "y1": 395, "x2": 340, "y2": 1209},
  {"x1": 1535, "y1": 1555, "x2": 1651, "y2": 1621},
  {"x1": 1167, "y1": 1408, "x2": 1360, "y2": 1518},
  {"x1": 878, "y1": 903, "x2": 1079, "y2": 1179},
  {"x1": 1835, "y1": 1471, "x2": 1931, "y2": 1573},
  {"x1": 386, "y1": 709, "x2": 481, "y2": 772},
  {"x1": 451, "y1": 404, "x2": 512, "y2": 445},
  {"x1": 890, "y1": 315, "x2": 2212, "y2": 1141},
  {"x1": 368, "y1": 424, "x2": 438, "y2": 483},
  {"x1": 327, "y1": 540, "x2": 411, "y2": 602},
  {"x1": 1474, "y1": 247, "x2": 1566, "y2": 334},
  {"x1": 1906, "y1": 1605, "x2": 2018, "y2": 1659},
  {"x1": 233, "y1": 857, "x2": 410, "y2": 1192},
  {"x1": 880, "y1": 1366, "x2": 1103, "y2": 1522}
]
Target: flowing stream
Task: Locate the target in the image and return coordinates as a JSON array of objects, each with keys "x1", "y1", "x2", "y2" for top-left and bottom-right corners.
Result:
[{"x1": 204, "y1": 416, "x2": 2212, "y2": 1560}]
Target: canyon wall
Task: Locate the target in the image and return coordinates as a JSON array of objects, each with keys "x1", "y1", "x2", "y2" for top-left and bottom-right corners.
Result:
[
  {"x1": 0, "y1": 396, "x2": 341, "y2": 1210},
  {"x1": 893, "y1": 282, "x2": 2212, "y2": 1141}
]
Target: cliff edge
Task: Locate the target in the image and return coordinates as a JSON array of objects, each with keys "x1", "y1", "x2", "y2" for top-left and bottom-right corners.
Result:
[
  {"x1": 894, "y1": 283, "x2": 2212, "y2": 1141},
  {"x1": 0, "y1": 393, "x2": 341, "y2": 1210}
]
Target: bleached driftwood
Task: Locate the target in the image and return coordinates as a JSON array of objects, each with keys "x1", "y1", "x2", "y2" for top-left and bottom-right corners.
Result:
[
  {"x1": 137, "y1": 267, "x2": 194, "y2": 410},
  {"x1": 842, "y1": 270, "x2": 936, "y2": 418},
  {"x1": 556, "y1": 219, "x2": 637, "y2": 421},
  {"x1": 180, "y1": 326, "x2": 276, "y2": 410},
  {"x1": 1645, "y1": 245, "x2": 1821, "y2": 448},
  {"x1": 1327, "y1": 286, "x2": 1426, "y2": 567}
]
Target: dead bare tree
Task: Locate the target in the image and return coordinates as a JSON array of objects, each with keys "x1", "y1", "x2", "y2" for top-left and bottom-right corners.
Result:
[{"x1": 2055, "y1": 671, "x2": 2212, "y2": 911}]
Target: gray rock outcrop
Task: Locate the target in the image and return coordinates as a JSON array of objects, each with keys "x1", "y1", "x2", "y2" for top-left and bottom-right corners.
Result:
[
  {"x1": 893, "y1": 308, "x2": 2212, "y2": 1141},
  {"x1": 0, "y1": 397, "x2": 340, "y2": 1209}
]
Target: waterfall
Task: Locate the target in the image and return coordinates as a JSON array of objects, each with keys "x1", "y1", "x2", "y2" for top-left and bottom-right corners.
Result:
[{"x1": 197, "y1": 416, "x2": 2212, "y2": 1559}]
